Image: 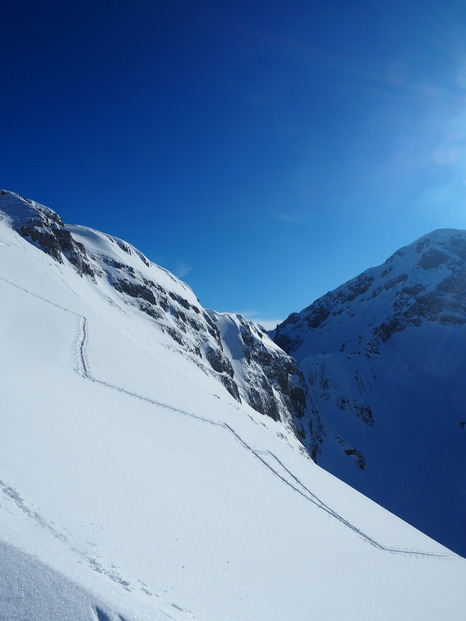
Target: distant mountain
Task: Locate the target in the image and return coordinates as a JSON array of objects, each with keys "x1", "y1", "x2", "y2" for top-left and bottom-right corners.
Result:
[
  {"x1": 1, "y1": 189, "x2": 466, "y2": 620},
  {"x1": 275, "y1": 229, "x2": 466, "y2": 557}
]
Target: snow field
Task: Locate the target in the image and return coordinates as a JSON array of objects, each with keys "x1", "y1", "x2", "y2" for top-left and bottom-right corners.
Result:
[{"x1": 1, "y1": 214, "x2": 466, "y2": 620}]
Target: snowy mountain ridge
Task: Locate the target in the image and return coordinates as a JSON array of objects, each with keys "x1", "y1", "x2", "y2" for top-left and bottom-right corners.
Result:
[
  {"x1": 1, "y1": 189, "x2": 305, "y2": 431},
  {"x1": 275, "y1": 227, "x2": 466, "y2": 359}
]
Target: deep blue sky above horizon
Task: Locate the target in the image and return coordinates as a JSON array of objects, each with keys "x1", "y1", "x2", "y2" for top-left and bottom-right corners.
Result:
[{"x1": 3, "y1": 0, "x2": 466, "y2": 327}]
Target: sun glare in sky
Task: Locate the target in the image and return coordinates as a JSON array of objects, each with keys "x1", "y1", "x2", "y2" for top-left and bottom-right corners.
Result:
[{"x1": 3, "y1": 0, "x2": 466, "y2": 326}]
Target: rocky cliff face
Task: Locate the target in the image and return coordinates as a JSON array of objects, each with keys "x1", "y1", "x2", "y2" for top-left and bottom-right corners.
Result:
[
  {"x1": 0, "y1": 190, "x2": 304, "y2": 431},
  {"x1": 0, "y1": 190, "x2": 95, "y2": 278},
  {"x1": 207, "y1": 311, "x2": 311, "y2": 441},
  {"x1": 0, "y1": 191, "x2": 242, "y2": 401},
  {"x1": 275, "y1": 229, "x2": 466, "y2": 557}
]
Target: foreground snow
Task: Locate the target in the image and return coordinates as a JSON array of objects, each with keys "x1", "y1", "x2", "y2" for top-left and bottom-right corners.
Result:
[{"x1": 1, "y1": 207, "x2": 466, "y2": 619}]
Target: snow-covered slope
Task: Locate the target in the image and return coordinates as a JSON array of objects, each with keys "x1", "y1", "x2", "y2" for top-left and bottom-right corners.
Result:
[
  {"x1": 275, "y1": 229, "x2": 466, "y2": 558},
  {"x1": 1, "y1": 189, "x2": 305, "y2": 426},
  {"x1": 1, "y1": 191, "x2": 466, "y2": 619}
]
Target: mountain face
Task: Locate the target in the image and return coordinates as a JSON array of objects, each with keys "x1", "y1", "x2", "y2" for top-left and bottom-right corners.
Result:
[
  {"x1": 275, "y1": 229, "x2": 466, "y2": 557},
  {"x1": 1, "y1": 190, "x2": 466, "y2": 619},
  {"x1": 0, "y1": 190, "x2": 305, "y2": 430},
  {"x1": 208, "y1": 310, "x2": 307, "y2": 438}
]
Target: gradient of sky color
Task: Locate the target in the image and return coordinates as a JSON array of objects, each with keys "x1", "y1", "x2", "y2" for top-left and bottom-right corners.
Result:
[{"x1": 3, "y1": 0, "x2": 466, "y2": 328}]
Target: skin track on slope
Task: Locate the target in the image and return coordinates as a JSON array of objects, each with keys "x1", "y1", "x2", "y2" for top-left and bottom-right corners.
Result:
[{"x1": 0, "y1": 275, "x2": 454, "y2": 560}]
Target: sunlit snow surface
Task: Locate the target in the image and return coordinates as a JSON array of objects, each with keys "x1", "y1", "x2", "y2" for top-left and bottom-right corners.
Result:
[{"x1": 1, "y1": 208, "x2": 466, "y2": 620}]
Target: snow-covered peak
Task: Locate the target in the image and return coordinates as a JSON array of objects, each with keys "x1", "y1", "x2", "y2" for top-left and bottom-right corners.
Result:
[
  {"x1": 0, "y1": 189, "x2": 62, "y2": 226},
  {"x1": 208, "y1": 311, "x2": 283, "y2": 357},
  {"x1": 275, "y1": 228, "x2": 466, "y2": 359},
  {"x1": 0, "y1": 189, "x2": 199, "y2": 305},
  {"x1": 382, "y1": 227, "x2": 466, "y2": 284},
  {"x1": 0, "y1": 189, "x2": 96, "y2": 277}
]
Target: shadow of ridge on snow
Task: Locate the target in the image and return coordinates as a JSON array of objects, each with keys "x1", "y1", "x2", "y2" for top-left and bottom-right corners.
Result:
[
  {"x1": 94, "y1": 605, "x2": 130, "y2": 621},
  {"x1": 0, "y1": 539, "x2": 128, "y2": 621}
]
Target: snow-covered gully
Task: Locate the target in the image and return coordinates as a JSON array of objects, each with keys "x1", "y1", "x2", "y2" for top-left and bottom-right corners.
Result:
[{"x1": 0, "y1": 275, "x2": 454, "y2": 560}]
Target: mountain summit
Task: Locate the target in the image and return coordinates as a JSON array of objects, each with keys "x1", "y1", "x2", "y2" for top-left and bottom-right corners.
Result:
[{"x1": 275, "y1": 228, "x2": 466, "y2": 557}]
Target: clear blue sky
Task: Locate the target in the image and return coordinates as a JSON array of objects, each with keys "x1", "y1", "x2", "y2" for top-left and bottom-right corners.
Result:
[{"x1": 3, "y1": 0, "x2": 466, "y2": 327}]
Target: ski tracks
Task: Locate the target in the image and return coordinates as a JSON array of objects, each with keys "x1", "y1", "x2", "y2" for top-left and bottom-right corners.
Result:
[
  {"x1": 0, "y1": 275, "x2": 456, "y2": 560},
  {"x1": 71, "y1": 309, "x2": 453, "y2": 559},
  {"x1": 72, "y1": 313, "x2": 223, "y2": 428}
]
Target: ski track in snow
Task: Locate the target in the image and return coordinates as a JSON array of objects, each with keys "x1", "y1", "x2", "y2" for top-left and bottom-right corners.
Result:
[{"x1": 0, "y1": 276, "x2": 455, "y2": 566}]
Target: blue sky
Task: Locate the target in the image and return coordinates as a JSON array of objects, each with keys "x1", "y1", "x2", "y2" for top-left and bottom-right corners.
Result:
[{"x1": 3, "y1": 1, "x2": 466, "y2": 328}]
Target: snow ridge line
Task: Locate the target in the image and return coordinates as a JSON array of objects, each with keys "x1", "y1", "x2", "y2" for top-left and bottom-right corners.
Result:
[{"x1": 0, "y1": 276, "x2": 455, "y2": 559}]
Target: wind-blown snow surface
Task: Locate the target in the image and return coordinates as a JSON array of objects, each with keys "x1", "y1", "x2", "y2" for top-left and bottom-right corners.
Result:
[{"x1": 1, "y1": 196, "x2": 466, "y2": 619}]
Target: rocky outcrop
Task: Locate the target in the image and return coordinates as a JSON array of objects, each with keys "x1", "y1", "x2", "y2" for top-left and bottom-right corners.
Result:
[
  {"x1": 207, "y1": 311, "x2": 316, "y2": 443},
  {"x1": 1, "y1": 191, "x2": 95, "y2": 278},
  {"x1": 103, "y1": 267, "x2": 241, "y2": 400}
]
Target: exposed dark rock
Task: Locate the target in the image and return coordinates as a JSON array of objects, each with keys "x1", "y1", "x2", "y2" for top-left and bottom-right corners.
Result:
[
  {"x1": 113, "y1": 278, "x2": 157, "y2": 305},
  {"x1": 344, "y1": 448, "x2": 366, "y2": 469},
  {"x1": 305, "y1": 304, "x2": 330, "y2": 329},
  {"x1": 307, "y1": 410, "x2": 325, "y2": 461},
  {"x1": 419, "y1": 249, "x2": 449, "y2": 269},
  {"x1": 115, "y1": 239, "x2": 132, "y2": 255},
  {"x1": 401, "y1": 283, "x2": 425, "y2": 297},
  {"x1": 203, "y1": 312, "x2": 221, "y2": 340},
  {"x1": 165, "y1": 326, "x2": 185, "y2": 347},
  {"x1": 374, "y1": 319, "x2": 403, "y2": 343},
  {"x1": 371, "y1": 273, "x2": 408, "y2": 298},
  {"x1": 18, "y1": 215, "x2": 95, "y2": 279},
  {"x1": 336, "y1": 398, "x2": 374, "y2": 426},
  {"x1": 206, "y1": 346, "x2": 234, "y2": 377},
  {"x1": 274, "y1": 324, "x2": 303, "y2": 354},
  {"x1": 219, "y1": 375, "x2": 241, "y2": 402},
  {"x1": 20, "y1": 222, "x2": 63, "y2": 262},
  {"x1": 343, "y1": 274, "x2": 374, "y2": 302}
]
